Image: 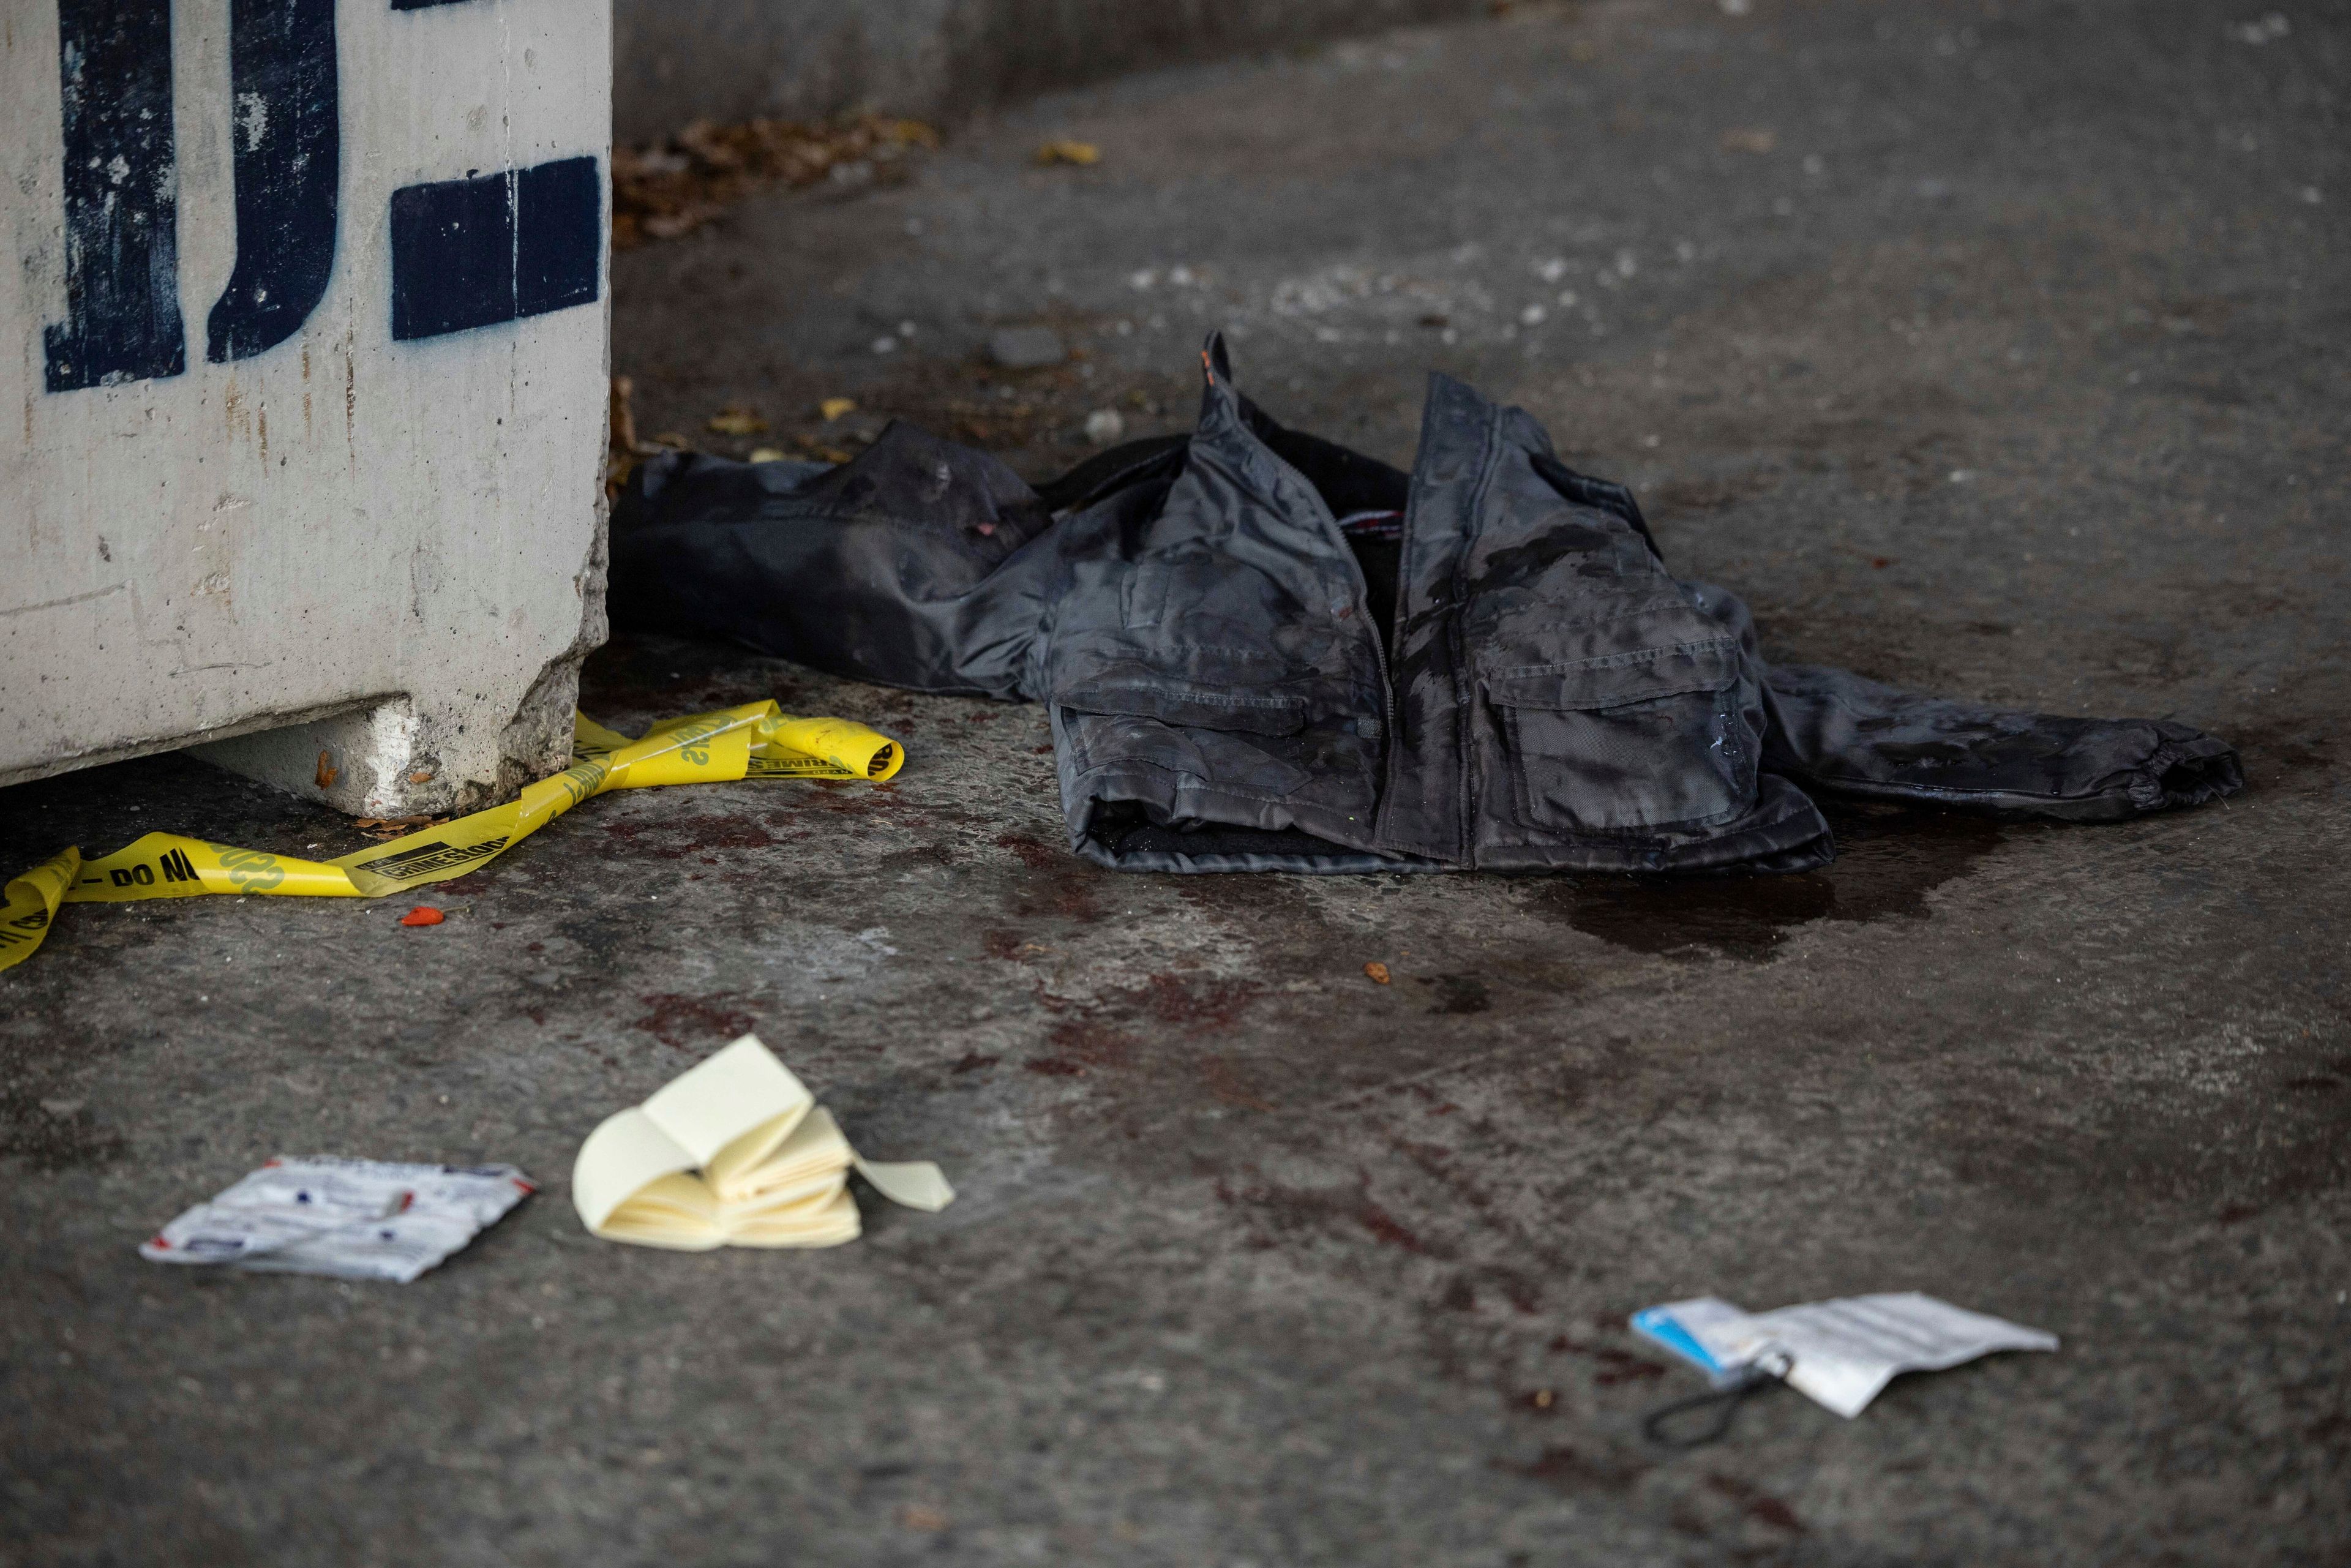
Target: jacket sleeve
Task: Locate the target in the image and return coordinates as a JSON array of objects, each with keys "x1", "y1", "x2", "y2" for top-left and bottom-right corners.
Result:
[
  {"x1": 606, "y1": 425, "x2": 1057, "y2": 700},
  {"x1": 1758, "y1": 662, "x2": 2243, "y2": 822},
  {"x1": 1678, "y1": 579, "x2": 2243, "y2": 822}
]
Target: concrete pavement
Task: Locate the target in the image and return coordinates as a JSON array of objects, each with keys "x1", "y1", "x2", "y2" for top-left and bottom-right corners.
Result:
[{"x1": 4, "y1": 2, "x2": 2346, "y2": 1562}]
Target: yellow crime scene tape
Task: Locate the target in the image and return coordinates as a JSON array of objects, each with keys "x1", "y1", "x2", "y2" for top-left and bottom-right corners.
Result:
[{"x1": 0, "y1": 702, "x2": 904, "y2": 973}]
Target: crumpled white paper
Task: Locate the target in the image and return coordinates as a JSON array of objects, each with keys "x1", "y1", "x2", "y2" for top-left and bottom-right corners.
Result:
[
  {"x1": 141, "y1": 1157, "x2": 534, "y2": 1283},
  {"x1": 1632, "y1": 1292, "x2": 2057, "y2": 1417}
]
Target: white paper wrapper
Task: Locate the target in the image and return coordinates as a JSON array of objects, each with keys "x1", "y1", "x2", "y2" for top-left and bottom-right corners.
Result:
[
  {"x1": 141, "y1": 1157, "x2": 534, "y2": 1283},
  {"x1": 1633, "y1": 1291, "x2": 2057, "y2": 1417}
]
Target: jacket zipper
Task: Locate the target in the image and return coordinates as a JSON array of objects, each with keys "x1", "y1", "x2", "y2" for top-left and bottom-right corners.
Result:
[{"x1": 1362, "y1": 398, "x2": 1490, "y2": 863}]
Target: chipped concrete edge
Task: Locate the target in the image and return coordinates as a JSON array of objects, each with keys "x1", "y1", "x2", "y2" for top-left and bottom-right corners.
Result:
[{"x1": 188, "y1": 410, "x2": 613, "y2": 820}]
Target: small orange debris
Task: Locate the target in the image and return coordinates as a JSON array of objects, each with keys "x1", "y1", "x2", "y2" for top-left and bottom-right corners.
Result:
[
  {"x1": 400, "y1": 907, "x2": 445, "y2": 928},
  {"x1": 1364, "y1": 961, "x2": 1392, "y2": 985},
  {"x1": 1034, "y1": 139, "x2": 1101, "y2": 167},
  {"x1": 315, "y1": 749, "x2": 338, "y2": 789}
]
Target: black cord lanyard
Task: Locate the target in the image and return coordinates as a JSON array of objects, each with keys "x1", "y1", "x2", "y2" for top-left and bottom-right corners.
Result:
[{"x1": 1641, "y1": 1351, "x2": 1795, "y2": 1449}]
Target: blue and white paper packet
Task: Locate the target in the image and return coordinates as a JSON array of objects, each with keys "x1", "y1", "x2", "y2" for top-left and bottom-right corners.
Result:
[
  {"x1": 1632, "y1": 1297, "x2": 1761, "y2": 1388},
  {"x1": 1631, "y1": 1292, "x2": 2057, "y2": 1417}
]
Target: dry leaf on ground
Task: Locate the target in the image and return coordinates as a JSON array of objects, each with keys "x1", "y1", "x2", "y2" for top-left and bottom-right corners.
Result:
[
  {"x1": 355, "y1": 816, "x2": 452, "y2": 841},
  {"x1": 607, "y1": 375, "x2": 642, "y2": 497},
  {"x1": 707, "y1": 407, "x2": 768, "y2": 436},
  {"x1": 612, "y1": 114, "x2": 940, "y2": 248},
  {"x1": 1034, "y1": 139, "x2": 1101, "y2": 167}
]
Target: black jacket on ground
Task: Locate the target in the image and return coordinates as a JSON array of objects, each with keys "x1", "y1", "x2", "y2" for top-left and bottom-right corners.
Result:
[{"x1": 610, "y1": 337, "x2": 2241, "y2": 874}]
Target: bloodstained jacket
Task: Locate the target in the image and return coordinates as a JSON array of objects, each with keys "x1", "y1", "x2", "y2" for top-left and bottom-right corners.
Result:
[{"x1": 610, "y1": 337, "x2": 2241, "y2": 874}]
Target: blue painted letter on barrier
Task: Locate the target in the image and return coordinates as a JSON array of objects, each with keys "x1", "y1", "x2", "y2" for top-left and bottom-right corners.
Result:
[
  {"x1": 44, "y1": 0, "x2": 186, "y2": 391},
  {"x1": 206, "y1": 0, "x2": 341, "y2": 363},
  {"x1": 388, "y1": 157, "x2": 601, "y2": 341}
]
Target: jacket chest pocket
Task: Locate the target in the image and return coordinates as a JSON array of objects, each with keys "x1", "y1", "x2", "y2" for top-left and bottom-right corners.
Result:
[
  {"x1": 1057, "y1": 675, "x2": 1318, "y2": 797},
  {"x1": 1485, "y1": 639, "x2": 1757, "y2": 834}
]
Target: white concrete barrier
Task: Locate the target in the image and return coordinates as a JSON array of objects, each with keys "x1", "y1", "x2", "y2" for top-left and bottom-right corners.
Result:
[{"x1": 2, "y1": 0, "x2": 612, "y2": 817}]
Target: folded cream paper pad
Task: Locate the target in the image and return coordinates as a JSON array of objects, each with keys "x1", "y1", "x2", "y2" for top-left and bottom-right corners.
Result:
[{"x1": 572, "y1": 1034, "x2": 953, "y2": 1250}]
